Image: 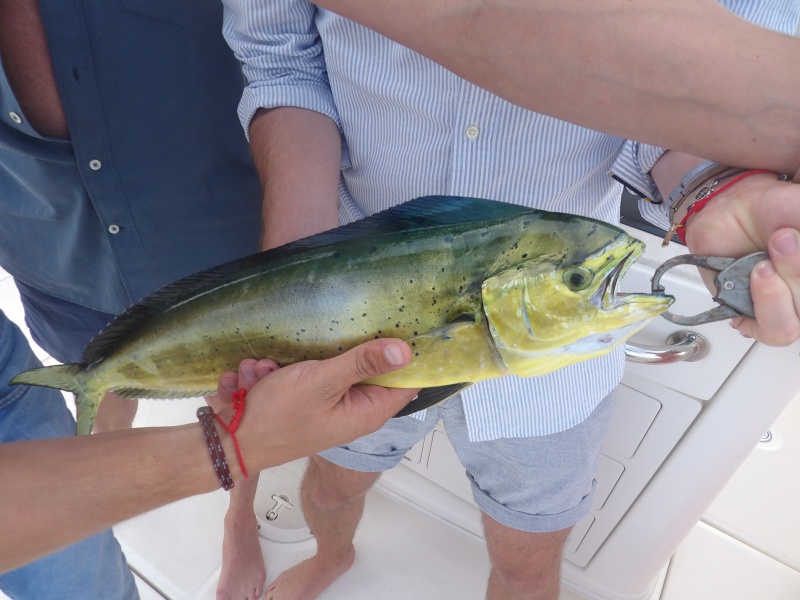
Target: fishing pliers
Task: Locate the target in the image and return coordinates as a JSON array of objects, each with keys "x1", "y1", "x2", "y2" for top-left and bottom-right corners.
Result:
[{"x1": 651, "y1": 251, "x2": 768, "y2": 326}]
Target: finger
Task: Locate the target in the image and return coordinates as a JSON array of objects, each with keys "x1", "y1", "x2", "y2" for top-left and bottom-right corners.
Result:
[
  {"x1": 215, "y1": 371, "x2": 239, "y2": 398},
  {"x1": 322, "y1": 339, "x2": 411, "y2": 390},
  {"x1": 237, "y1": 358, "x2": 279, "y2": 393},
  {"x1": 738, "y1": 258, "x2": 800, "y2": 345},
  {"x1": 255, "y1": 358, "x2": 280, "y2": 379},
  {"x1": 768, "y1": 228, "x2": 800, "y2": 317}
]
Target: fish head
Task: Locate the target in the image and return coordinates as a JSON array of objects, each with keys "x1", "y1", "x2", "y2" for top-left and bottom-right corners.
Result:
[{"x1": 481, "y1": 231, "x2": 674, "y2": 376}]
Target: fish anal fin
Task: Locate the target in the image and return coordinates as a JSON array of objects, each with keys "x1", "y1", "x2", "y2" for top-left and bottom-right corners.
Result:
[{"x1": 393, "y1": 382, "x2": 473, "y2": 418}]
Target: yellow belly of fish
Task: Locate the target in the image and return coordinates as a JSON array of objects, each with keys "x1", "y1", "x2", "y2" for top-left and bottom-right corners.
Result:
[{"x1": 365, "y1": 319, "x2": 508, "y2": 387}]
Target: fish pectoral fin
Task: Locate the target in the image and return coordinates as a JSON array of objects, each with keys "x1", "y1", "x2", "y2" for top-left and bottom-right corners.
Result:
[
  {"x1": 414, "y1": 313, "x2": 477, "y2": 342},
  {"x1": 392, "y1": 382, "x2": 473, "y2": 418}
]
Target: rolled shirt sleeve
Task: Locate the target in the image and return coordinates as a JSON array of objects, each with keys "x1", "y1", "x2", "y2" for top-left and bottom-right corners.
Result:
[{"x1": 222, "y1": 0, "x2": 342, "y2": 139}]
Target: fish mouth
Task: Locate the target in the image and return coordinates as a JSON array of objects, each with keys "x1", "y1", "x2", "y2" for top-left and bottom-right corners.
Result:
[
  {"x1": 589, "y1": 245, "x2": 673, "y2": 313},
  {"x1": 590, "y1": 250, "x2": 635, "y2": 311}
]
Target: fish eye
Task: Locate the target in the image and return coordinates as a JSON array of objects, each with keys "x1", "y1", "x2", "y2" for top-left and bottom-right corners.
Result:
[{"x1": 563, "y1": 266, "x2": 594, "y2": 291}]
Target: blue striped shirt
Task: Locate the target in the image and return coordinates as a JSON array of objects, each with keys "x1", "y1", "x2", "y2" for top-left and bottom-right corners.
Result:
[{"x1": 222, "y1": 0, "x2": 799, "y2": 441}]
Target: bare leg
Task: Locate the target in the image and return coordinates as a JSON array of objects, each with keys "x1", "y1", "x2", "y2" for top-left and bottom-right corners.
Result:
[
  {"x1": 265, "y1": 455, "x2": 380, "y2": 600},
  {"x1": 216, "y1": 476, "x2": 265, "y2": 600},
  {"x1": 483, "y1": 514, "x2": 571, "y2": 600},
  {"x1": 92, "y1": 392, "x2": 138, "y2": 433}
]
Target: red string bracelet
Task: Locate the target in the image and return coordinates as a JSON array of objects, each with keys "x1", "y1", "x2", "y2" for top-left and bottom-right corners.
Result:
[
  {"x1": 675, "y1": 169, "x2": 771, "y2": 243},
  {"x1": 214, "y1": 388, "x2": 249, "y2": 479}
]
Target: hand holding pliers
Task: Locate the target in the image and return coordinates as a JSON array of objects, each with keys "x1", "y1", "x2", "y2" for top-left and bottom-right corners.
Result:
[{"x1": 651, "y1": 252, "x2": 768, "y2": 326}]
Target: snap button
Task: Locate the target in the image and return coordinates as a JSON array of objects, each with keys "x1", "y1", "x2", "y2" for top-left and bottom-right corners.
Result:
[
  {"x1": 89, "y1": 159, "x2": 102, "y2": 170},
  {"x1": 108, "y1": 224, "x2": 120, "y2": 234},
  {"x1": 9, "y1": 112, "x2": 22, "y2": 124}
]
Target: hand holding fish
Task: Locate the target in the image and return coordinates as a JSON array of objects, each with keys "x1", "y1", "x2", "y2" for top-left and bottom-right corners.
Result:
[
  {"x1": 682, "y1": 171, "x2": 800, "y2": 346},
  {"x1": 212, "y1": 339, "x2": 420, "y2": 476},
  {"x1": 0, "y1": 339, "x2": 416, "y2": 574}
]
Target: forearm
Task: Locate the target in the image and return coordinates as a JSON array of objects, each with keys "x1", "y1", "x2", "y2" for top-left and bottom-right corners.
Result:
[
  {"x1": 318, "y1": 0, "x2": 800, "y2": 173},
  {"x1": 249, "y1": 107, "x2": 342, "y2": 249},
  {"x1": 0, "y1": 425, "x2": 223, "y2": 572}
]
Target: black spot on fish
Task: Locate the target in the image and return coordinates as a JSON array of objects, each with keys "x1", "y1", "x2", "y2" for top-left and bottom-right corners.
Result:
[
  {"x1": 362, "y1": 313, "x2": 367, "y2": 317},
  {"x1": 522, "y1": 253, "x2": 528, "y2": 259},
  {"x1": 370, "y1": 246, "x2": 378, "y2": 253},
  {"x1": 413, "y1": 331, "x2": 419, "y2": 336},
  {"x1": 301, "y1": 328, "x2": 306, "y2": 332},
  {"x1": 415, "y1": 352, "x2": 420, "y2": 357},
  {"x1": 411, "y1": 342, "x2": 416, "y2": 347},
  {"x1": 337, "y1": 346, "x2": 343, "y2": 352}
]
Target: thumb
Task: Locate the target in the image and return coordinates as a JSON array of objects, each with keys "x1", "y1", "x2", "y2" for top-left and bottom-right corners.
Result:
[{"x1": 325, "y1": 339, "x2": 411, "y2": 389}]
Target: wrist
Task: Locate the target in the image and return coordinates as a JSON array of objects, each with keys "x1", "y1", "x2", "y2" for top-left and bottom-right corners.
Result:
[{"x1": 663, "y1": 162, "x2": 779, "y2": 245}]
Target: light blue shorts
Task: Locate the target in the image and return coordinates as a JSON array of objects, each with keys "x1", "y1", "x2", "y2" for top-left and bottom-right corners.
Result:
[{"x1": 319, "y1": 391, "x2": 616, "y2": 533}]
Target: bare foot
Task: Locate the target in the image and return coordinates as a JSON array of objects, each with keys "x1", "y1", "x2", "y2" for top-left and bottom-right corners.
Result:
[
  {"x1": 265, "y1": 545, "x2": 355, "y2": 600},
  {"x1": 216, "y1": 511, "x2": 266, "y2": 600}
]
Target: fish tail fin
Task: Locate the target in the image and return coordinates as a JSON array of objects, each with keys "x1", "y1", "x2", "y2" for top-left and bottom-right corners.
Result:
[
  {"x1": 10, "y1": 363, "x2": 85, "y2": 392},
  {"x1": 10, "y1": 364, "x2": 101, "y2": 435}
]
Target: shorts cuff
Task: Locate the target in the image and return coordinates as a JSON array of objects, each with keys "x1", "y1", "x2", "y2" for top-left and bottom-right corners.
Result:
[
  {"x1": 471, "y1": 478, "x2": 596, "y2": 533},
  {"x1": 317, "y1": 445, "x2": 404, "y2": 473}
]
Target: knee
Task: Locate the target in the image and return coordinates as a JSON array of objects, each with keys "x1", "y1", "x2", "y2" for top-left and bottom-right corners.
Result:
[{"x1": 303, "y1": 458, "x2": 378, "y2": 509}]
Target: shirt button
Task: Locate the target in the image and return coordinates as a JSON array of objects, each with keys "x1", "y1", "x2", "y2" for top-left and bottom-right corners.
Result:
[
  {"x1": 9, "y1": 112, "x2": 22, "y2": 124},
  {"x1": 108, "y1": 224, "x2": 120, "y2": 234},
  {"x1": 465, "y1": 124, "x2": 480, "y2": 140},
  {"x1": 89, "y1": 159, "x2": 102, "y2": 170}
]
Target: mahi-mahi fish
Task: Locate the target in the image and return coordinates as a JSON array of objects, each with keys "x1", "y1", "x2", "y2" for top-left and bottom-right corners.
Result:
[{"x1": 11, "y1": 196, "x2": 673, "y2": 434}]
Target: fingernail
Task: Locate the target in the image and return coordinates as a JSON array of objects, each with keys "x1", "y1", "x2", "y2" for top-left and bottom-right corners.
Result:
[
  {"x1": 241, "y1": 362, "x2": 258, "y2": 382},
  {"x1": 757, "y1": 260, "x2": 775, "y2": 277},
  {"x1": 774, "y1": 232, "x2": 800, "y2": 255},
  {"x1": 384, "y1": 342, "x2": 405, "y2": 366},
  {"x1": 220, "y1": 376, "x2": 237, "y2": 392}
]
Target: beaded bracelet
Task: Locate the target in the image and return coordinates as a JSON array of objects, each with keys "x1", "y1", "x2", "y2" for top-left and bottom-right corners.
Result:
[{"x1": 197, "y1": 406, "x2": 234, "y2": 491}]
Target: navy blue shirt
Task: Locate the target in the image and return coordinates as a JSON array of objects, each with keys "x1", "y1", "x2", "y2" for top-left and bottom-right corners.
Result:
[{"x1": 0, "y1": 0, "x2": 262, "y2": 315}]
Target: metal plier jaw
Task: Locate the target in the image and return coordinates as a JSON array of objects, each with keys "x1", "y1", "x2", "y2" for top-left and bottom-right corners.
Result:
[{"x1": 651, "y1": 252, "x2": 769, "y2": 326}]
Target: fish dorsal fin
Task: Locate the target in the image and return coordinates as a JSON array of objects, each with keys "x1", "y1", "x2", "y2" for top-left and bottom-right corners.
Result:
[
  {"x1": 327, "y1": 195, "x2": 532, "y2": 236},
  {"x1": 82, "y1": 196, "x2": 526, "y2": 364}
]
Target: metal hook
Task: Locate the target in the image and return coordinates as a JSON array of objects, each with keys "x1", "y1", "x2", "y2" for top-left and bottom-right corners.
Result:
[{"x1": 651, "y1": 252, "x2": 768, "y2": 325}]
